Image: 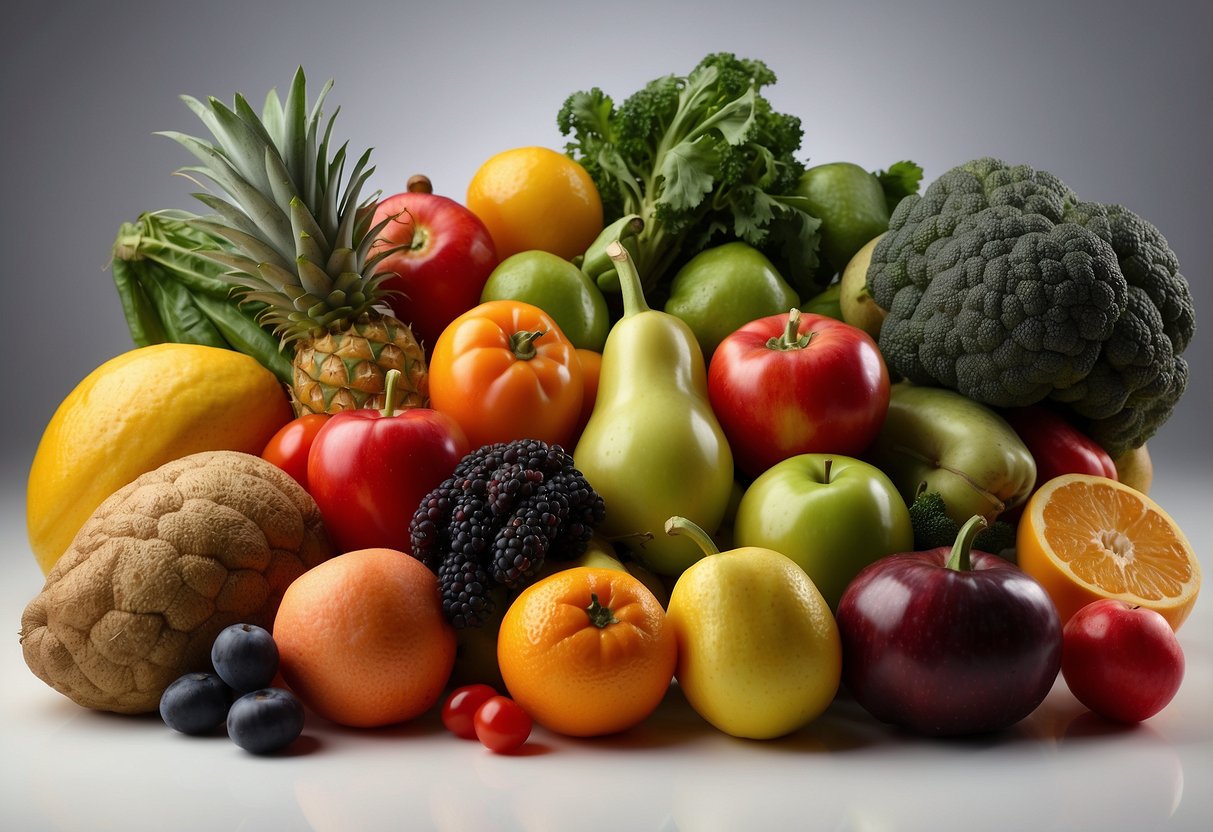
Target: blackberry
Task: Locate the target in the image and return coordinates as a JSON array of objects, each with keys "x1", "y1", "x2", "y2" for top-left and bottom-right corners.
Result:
[
  {"x1": 490, "y1": 490, "x2": 570, "y2": 586},
  {"x1": 438, "y1": 556, "x2": 495, "y2": 629},
  {"x1": 487, "y1": 463, "x2": 545, "y2": 517},
  {"x1": 409, "y1": 439, "x2": 606, "y2": 628},
  {"x1": 410, "y1": 490, "x2": 455, "y2": 570},
  {"x1": 547, "y1": 468, "x2": 607, "y2": 560}
]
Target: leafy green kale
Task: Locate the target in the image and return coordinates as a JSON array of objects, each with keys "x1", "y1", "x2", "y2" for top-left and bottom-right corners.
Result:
[
  {"x1": 867, "y1": 158, "x2": 1195, "y2": 456},
  {"x1": 557, "y1": 53, "x2": 822, "y2": 299}
]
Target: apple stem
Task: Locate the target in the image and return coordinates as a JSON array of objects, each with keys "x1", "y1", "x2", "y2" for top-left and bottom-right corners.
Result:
[
  {"x1": 765, "y1": 308, "x2": 814, "y2": 351},
  {"x1": 664, "y1": 515, "x2": 721, "y2": 557},
  {"x1": 379, "y1": 368, "x2": 402, "y2": 418},
  {"x1": 510, "y1": 329, "x2": 548, "y2": 360},
  {"x1": 945, "y1": 515, "x2": 990, "y2": 572},
  {"x1": 824, "y1": 458, "x2": 834, "y2": 484}
]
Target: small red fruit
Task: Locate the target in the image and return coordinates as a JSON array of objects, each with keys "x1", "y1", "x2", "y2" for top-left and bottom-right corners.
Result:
[
  {"x1": 1062, "y1": 599, "x2": 1185, "y2": 723},
  {"x1": 474, "y1": 695, "x2": 532, "y2": 754},
  {"x1": 442, "y1": 684, "x2": 498, "y2": 740}
]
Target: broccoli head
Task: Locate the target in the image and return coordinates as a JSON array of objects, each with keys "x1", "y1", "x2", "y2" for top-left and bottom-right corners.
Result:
[{"x1": 868, "y1": 158, "x2": 1194, "y2": 456}]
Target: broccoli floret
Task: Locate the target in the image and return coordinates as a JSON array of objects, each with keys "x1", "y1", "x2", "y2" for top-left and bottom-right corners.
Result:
[
  {"x1": 409, "y1": 440, "x2": 606, "y2": 629},
  {"x1": 909, "y1": 489, "x2": 1016, "y2": 555},
  {"x1": 868, "y1": 158, "x2": 1194, "y2": 456}
]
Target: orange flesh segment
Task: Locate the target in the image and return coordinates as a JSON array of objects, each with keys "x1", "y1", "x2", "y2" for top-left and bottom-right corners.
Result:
[{"x1": 1041, "y1": 480, "x2": 1195, "y2": 601}]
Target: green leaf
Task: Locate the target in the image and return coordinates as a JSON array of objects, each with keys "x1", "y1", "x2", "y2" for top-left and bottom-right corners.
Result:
[
  {"x1": 142, "y1": 267, "x2": 229, "y2": 348},
  {"x1": 110, "y1": 256, "x2": 167, "y2": 347},
  {"x1": 657, "y1": 134, "x2": 721, "y2": 213},
  {"x1": 686, "y1": 85, "x2": 757, "y2": 147},
  {"x1": 874, "y1": 160, "x2": 924, "y2": 214},
  {"x1": 193, "y1": 292, "x2": 294, "y2": 383}
]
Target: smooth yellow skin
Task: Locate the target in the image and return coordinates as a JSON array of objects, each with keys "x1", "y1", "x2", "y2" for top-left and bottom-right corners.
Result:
[
  {"x1": 667, "y1": 546, "x2": 842, "y2": 739},
  {"x1": 839, "y1": 233, "x2": 888, "y2": 339},
  {"x1": 1114, "y1": 443, "x2": 1153, "y2": 495},
  {"x1": 26, "y1": 344, "x2": 292, "y2": 573}
]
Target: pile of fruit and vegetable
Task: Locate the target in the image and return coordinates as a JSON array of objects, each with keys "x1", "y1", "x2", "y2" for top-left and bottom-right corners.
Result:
[{"x1": 20, "y1": 55, "x2": 1201, "y2": 755}]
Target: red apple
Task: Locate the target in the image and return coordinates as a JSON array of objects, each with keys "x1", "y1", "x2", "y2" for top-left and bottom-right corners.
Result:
[
  {"x1": 370, "y1": 183, "x2": 498, "y2": 354},
  {"x1": 708, "y1": 309, "x2": 890, "y2": 479},
  {"x1": 836, "y1": 515, "x2": 1062, "y2": 736},
  {"x1": 306, "y1": 370, "x2": 470, "y2": 554},
  {"x1": 1062, "y1": 599, "x2": 1185, "y2": 723}
]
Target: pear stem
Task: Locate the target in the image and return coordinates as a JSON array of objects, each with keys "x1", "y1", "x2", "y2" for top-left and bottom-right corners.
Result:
[
  {"x1": 664, "y1": 515, "x2": 720, "y2": 557},
  {"x1": 608, "y1": 240, "x2": 651, "y2": 318}
]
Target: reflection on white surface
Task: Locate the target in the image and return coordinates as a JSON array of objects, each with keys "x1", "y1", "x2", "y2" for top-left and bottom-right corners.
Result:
[{"x1": 2, "y1": 471, "x2": 1210, "y2": 832}]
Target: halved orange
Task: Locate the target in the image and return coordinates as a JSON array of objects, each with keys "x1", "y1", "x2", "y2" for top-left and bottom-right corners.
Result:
[{"x1": 1017, "y1": 474, "x2": 1201, "y2": 630}]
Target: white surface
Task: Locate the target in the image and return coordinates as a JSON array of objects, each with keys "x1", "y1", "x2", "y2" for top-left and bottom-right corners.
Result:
[{"x1": 2, "y1": 470, "x2": 1210, "y2": 832}]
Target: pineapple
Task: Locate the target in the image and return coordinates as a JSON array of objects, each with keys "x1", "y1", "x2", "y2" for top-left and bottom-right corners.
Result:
[{"x1": 160, "y1": 68, "x2": 427, "y2": 414}]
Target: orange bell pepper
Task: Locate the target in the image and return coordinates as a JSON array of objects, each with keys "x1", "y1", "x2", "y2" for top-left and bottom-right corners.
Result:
[{"x1": 428, "y1": 300, "x2": 584, "y2": 449}]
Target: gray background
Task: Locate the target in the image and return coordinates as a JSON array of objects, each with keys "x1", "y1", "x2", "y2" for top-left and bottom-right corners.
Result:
[{"x1": 3, "y1": 0, "x2": 1209, "y2": 483}]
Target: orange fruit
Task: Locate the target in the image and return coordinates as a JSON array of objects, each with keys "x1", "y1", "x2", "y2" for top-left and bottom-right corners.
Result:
[
  {"x1": 272, "y1": 548, "x2": 456, "y2": 727},
  {"x1": 497, "y1": 566, "x2": 676, "y2": 737},
  {"x1": 1017, "y1": 474, "x2": 1201, "y2": 630},
  {"x1": 571, "y1": 347, "x2": 602, "y2": 442},
  {"x1": 466, "y1": 146, "x2": 603, "y2": 261}
]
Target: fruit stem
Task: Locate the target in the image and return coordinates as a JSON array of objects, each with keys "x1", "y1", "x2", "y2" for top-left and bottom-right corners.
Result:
[
  {"x1": 608, "y1": 239, "x2": 651, "y2": 318},
  {"x1": 379, "y1": 368, "x2": 402, "y2": 417},
  {"x1": 407, "y1": 174, "x2": 433, "y2": 193},
  {"x1": 585, "y1": 593, "x2": 620, "y2": 629},
  {"x1": 945, "y1": 515, "x2": 989, "y2": 572},
  {"x1": 664, "y1": 515, "x2": 721, "y2": 557},
  {"x1": 510, "y1": 329, "x2": 548, "y2": 360},
  {"x1": 765, "y1": 308, "x2": 814, "y2": 351},
  {"x1": 823, "y1": 458, "x2": 834, "y2": 484}
]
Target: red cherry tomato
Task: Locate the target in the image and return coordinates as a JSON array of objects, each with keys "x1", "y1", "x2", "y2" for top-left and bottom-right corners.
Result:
[
  {"x1": 261, "y1": 414, "x2": 330, "y2": 491},
  {"x1": 473, "y1": 695, "x2": 532, "y2": 754},
  {"x1": 441, "y1": 684, "x2": 499, "y2": 739}
]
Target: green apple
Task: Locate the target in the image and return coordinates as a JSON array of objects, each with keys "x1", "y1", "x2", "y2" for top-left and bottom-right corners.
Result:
[
  {"x1": 733, "y1": 454, "x2": 913, "y2": 610},
  {"x1": 663, "y1": 242, "x2": 799, "y2": 358},
  {"x1": 795, "y1": 162, "x2": 891, "y2": 276},
  {"x1": 481, "y1": 250, "x2": 610, "y2": 351},
  {"x1": 800, "y1": 281, "x2": 844, "y2": 321}
]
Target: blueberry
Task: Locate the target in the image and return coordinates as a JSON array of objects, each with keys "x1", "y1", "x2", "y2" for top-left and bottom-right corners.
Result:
[
  {"x1": 227, "y1": 688, "x2": 305, "y2": 754},
  {"x1": 211, "y1": 623, "x2": 279, "y2": 693},
  {"x1": 159, "y1": 672, "x2": 233, "y2": 735}
]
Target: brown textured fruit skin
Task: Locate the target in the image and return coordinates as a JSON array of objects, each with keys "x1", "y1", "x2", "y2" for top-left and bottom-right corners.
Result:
[{"x1": 19, "y1": 451, "x2": 333, "y2": 714}]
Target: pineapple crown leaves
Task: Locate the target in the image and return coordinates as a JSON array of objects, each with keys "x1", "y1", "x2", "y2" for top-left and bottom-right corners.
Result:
[{"x1": 158, "y1": 67, "x2": 404, "y2": 341}]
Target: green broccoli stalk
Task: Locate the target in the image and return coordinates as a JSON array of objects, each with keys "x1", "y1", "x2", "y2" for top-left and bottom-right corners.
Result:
[
  {"x1": 557, "y1": 53, "x2": 822, "y2": 300},
  {"x1": 866, "y1": 157, "x2": 1195, "y2": 456},
  {"x1": 909, "y1": 487, "x2": 1017, "y2": 556}
]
